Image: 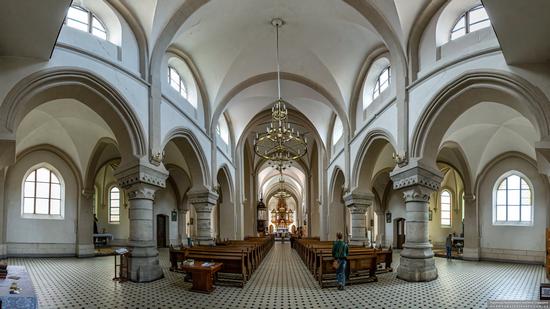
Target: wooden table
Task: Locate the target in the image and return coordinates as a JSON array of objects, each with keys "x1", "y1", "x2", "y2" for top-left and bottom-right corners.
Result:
[{"x1": 179, "y1": 262, "x2": 223, "y2": 293}]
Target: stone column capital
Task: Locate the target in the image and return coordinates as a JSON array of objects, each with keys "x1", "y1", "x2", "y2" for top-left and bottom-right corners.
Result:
[
  {"x1": 81, "y1": 188, "x2": 95, "y2": 200},
  {"x1": 343, "y1": 191, "x2": 374, "y2": 209},
  {"x1": 401, "y1": 186, "x2": 434, "y2": 203},
  {"x1": 188, "y1": 189, "x2": 218, "y2": 212},
  {"x1": 390, "y1": 159, "x2": 443, "y2": 192},
  {"x1": 114, "y1": 161, "x2": 169, "y2": 190},
  {"x1": 463, "y1": 193, "x2": 476, "y2": 201},
  {"x1": 126, "y1": 183, "x2": 159, "y2": 200}
]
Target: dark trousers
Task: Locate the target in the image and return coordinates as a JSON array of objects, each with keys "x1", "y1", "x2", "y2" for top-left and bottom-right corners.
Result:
[{"x1": 446, "y1": 246, "x2": 452, "y2": 258}]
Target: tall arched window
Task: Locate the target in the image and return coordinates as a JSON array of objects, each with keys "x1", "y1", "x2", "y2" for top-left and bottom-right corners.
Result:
[
  {"x1": 440, "y1": 190, "x2": 451, "y2": 227},
  {"x1": 372, "y1": 66, "x2": 390, "y2": 101},
  {"x1": 450, "y1": 5, "x2": 490, "y2": 41},
  {"x1": 109, "y1": 186, "x2": 121, "y2": 223},
  {"x1": 23, "y1": 166, "x2": 63, "y2": 216},
  {"x1": 494, "y1": 173, "x2": 532, "y2": 224},
  {"x1": 65, "y1": 6, "x2": 107, "y2": 40},
  {"x1": 168, "y1": 66, "x2": 189, "y2": 101}
]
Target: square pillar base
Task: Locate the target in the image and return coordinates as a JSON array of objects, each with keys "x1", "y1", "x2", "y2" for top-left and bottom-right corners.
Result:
[{"x1": 397, "y1": 255, "x2": 437, "y2": 282}]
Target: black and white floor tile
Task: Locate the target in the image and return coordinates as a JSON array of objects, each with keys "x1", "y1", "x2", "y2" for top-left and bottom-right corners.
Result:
[{"x1": 7, "y1": 243, "x2": 546, "y2": 308}]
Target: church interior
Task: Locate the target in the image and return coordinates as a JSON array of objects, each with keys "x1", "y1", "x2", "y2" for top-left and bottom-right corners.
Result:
[{"x1": 1, "y1": 0, "x2": 550, "y2": 308}]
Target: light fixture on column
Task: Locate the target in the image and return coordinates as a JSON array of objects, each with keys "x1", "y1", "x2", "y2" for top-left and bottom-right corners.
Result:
[{"x1": 254, "y1": 18, "x2": 307, "y2": 171}]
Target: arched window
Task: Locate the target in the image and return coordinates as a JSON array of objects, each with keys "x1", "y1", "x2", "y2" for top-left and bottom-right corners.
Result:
[
  {"x1": 494, "y1": 173, "x2": 532, "y2": 224},
  {"x1": 372, "y1": 66, "x2": 390, "y2": 101},
  {"x1": 109, "y1": 186, "x2": 121, "y2": 223},
  {"x1": 65, "y1": 6, "x2": 107, "y2": 40},
  {"x1": 23, "y1": 166, "x2": 63, "y2": 216},
  {"x1": 440, "y1": 190, "x2": 451, "y2": 227},
  {"x1": 168, "y1": 66, "x2": 189, "y2": 100},
  {"x1": 450, "y1": 5, "x2": 490, "y2": 41}
]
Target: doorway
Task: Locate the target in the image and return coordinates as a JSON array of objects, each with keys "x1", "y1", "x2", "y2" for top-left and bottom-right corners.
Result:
[
  {"x1": 157, "y1": 214, "x2": 168, "y2": 248},
  {"x1": 396, "y1": 218, "x2": 406, "y2": 249}
]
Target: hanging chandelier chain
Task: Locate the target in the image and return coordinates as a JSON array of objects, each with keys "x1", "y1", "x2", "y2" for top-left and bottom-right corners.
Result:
[
  {"x1": 276, "y1": 21, "x2": 281, "y2": 100},
  {"x1": 254, "y1": 18, "x2": 307, "y2": 170}
]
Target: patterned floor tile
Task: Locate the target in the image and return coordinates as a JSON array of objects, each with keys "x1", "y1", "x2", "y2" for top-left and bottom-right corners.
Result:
[{"x1": 6, "y1": 243, "x2": 546, "y2": 308}]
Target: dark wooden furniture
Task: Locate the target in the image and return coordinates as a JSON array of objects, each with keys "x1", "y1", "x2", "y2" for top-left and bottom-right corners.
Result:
[
  {"x1": 169, "y1": 236, "x2": 274, "y2": 287},
  {"x1": 293, "y1": 238, "x2": 393, "y2": 288},
  {"x1": 179, "y1": 262, "x2": 223, "y2": 293}
]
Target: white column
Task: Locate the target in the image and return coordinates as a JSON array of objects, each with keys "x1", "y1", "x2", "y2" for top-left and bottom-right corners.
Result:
[
  {"x1": 115, "y1": 162, "x2": 168, "y2": 282},
  {"x1": 177, "y1": 209, "x2": 189, "y2": 246},
  {"x1": 391, "y1": 161, "x2": 443, "y2": 282},
  {"x1": 0, "y1": 139, "x2": 15, "y2": 258},
  {"x1": 76, "y1": 189, "x2": 95, "y2": 257},
  {"x1": 188, "y1": 190, "x2": 219, "y2": 245},
  {"x1": 462, "y1": 194, "x2": 480, "y2": 260},
  {"x1": 375, "y1": 210, "x2": 386, "y2": 247},
  {"x1": 343, "y1": 192, "x2": 373, "y2": 246}
]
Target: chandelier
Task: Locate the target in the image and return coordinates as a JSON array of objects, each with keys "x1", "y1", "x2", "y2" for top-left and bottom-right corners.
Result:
[{"x1": 254, "y1": 18, "x2": 307, "y2": 170}]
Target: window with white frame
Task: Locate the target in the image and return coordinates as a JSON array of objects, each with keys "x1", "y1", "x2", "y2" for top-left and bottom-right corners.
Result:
[
  {"x1": 65, "y1": 6, "x2": 107, "y2": 40},
  {"x1": 23, "y1": 166, "x2": 63, "y2": 216},
  {"x1": 372, "y1": 66, "x2": 390, "y2": 101},
  {"x1": 494, "y1": 173, "x2": 532, "y2": 225},
  {"x1": 440, "y1": 190, "x2": 451, "y2": 227},
  {"x1": 109, "y1": 186, "x2": 121, "y2": 223},
  {"x1": 168, "y1": 66, "x2": 189, "y2": 100},
  {"x1": 450, "y1": 5, "x2": 490, "y2": 41}
]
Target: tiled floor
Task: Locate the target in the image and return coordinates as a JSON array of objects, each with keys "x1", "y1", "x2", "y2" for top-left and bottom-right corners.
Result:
[{"x1": 7, "y1": 243, "x2": 547, "y2": 308}]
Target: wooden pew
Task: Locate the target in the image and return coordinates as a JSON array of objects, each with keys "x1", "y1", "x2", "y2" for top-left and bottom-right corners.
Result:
[
  {"x1": 169, "y1": 236, "x2": 274, "y2": 287},
  {"x1": 317, "y1": 252, "x2": 377, "y2": 288}
]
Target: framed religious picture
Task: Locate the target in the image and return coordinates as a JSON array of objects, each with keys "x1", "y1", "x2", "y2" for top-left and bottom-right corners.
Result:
[
  {"x1": 385, "y1": 212, "x2": 391, "y2": 223},
  {"x1": 171, "y1": 210, "x2": 178, "y2": 222},
  {"x1": 429, "y1": 209, "x2": 433, "y2": 221}
]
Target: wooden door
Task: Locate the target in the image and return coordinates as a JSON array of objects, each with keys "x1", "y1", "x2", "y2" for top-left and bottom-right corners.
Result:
[
  {"x1": 157, "y1": 215, "x2": 167, "y2": 248},
  {"x1": 396, "y1": 218, "x2": 406, "y2": 249}
]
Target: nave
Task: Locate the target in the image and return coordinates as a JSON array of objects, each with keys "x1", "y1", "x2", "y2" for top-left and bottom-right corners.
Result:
[{"x1": 7, "y1": 243, "x2": 545, "y2": 308}]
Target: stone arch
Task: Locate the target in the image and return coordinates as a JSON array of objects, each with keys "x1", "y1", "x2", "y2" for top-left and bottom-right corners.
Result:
[
  {"x1": 348, "y1": 45, "x2": 389, "y2": 132},
  {"x1": 438, "y1": 140, "x2": 473, "y2": 196},
  {"x1": 16, "y1": 144, "x2": 83, "y2": 191},
  {"x1": 328, "y1": 167, "x2": 346, "y2": 239},
  {"x1": 161, "y1": 127, "x2": 210, "y2": 190},
  {"x1": 0, "y1": 67, "x2": 147, "y2": 165},
  {"x1": 406, "y1": 0, "x2": 448, "y2": 82},
  {"x1": 412, "y1": 70, "x2": 550, "y2": 166},
  {"x1": 352, "y1": 129, "x2": 397, "y2": 190},
  {"x1": 165, "y1": 163, "x2": 192, "y2": 210},
  {"x1": 84, "y1": 137, "x2": 120, "y2": 190},
  {"x1": 217, "y1": 164, "x2": 234, "y2": 203},
  {"x1": 107, "y1": 0, "x2": 150, "y2": 78},
  {"x1": 167, "y1": 46, "x2": 211, "y2": 129},
  {"x1": 213, "y1": 72, "x2": 350, "y2": 148}
]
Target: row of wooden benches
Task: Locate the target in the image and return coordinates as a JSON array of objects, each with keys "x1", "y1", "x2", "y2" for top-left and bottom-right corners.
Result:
[
  {"x1": 169, "y1": 236, "x2": 274, "y2": 287},
  {"x1": 294, "y1": 238, "x2": 393, "y2": 288}
]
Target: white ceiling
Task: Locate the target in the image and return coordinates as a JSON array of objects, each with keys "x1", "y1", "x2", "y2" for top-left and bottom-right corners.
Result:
[
  {"x1": 16, "y1": 99, "x2": 116, "y2": 174},
  {"x1": 442, "y1": 102, "x2": 538, "y2": 177}
]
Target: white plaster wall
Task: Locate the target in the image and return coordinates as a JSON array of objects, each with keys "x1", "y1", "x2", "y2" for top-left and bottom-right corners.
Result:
[
  {"x1": 478, "y1": 156, "x2": 547, "y2": 263},
  {"x1": 154, "y1": 182, "x2": 179, "y2": 246},
  {"x1": 384, "y1": 190, "x2": 406, "y2": 248},
  {"x1": 5, "y1": 150, "x2": 78, "y2": 256}
]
